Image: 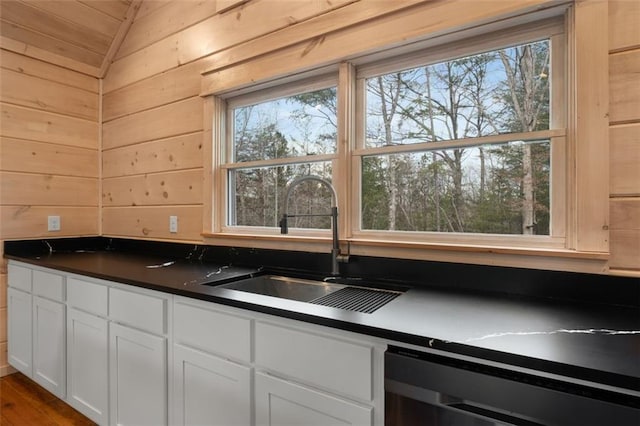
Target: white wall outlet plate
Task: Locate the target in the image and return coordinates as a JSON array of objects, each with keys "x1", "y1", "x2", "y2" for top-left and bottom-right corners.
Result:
[
  {"x1": 169, "y1": 215, "x2": 178, "y2": 233},
  {"x1": 48, "y1": 215, "x2": 61, "y2": 231}
]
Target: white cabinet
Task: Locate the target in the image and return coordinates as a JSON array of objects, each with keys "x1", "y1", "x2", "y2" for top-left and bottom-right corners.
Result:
[
  {"x1": 254, "y1": 320, "x2": 382, "y2": 426},
  {"x1": 255, "y1": 372, "x2": 372, "y2": 426},
  {"x1": 255, "y1": 321, "x2": 374, "y2": 402},
  {"x1": 66, "y1": 276, "x2": 109, "y2": 425},
  {"x1": 67, "y1": 307, "x2": 108, "y2": 425},
  {"x1": 32, "y1": 295, "x2": 66, "y2": 398},
  {"x1": 173, "y1": 344, "x2": 251, "y2": 426},
  {"x1": 108, "y1": 285, "x2": 169, "y2": 426},
  {"x1": 172, "y1": 297, "x2": 252, "y2": 426},
  {"x1": 110, "y1": 322, "x2": 167, "y2": 426},
  {"x1": 7, "y1": 287, "x2": 32, "y2": 376},
  {"x1": 7, "y1": 262, "x2": 385, "y2": 426},
  {"x1": 7, "y1": 262, "x2": 66, "y2": 399}
]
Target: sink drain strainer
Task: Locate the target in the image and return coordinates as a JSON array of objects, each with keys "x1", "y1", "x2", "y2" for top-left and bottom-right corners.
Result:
[{"x1": 310, "y1": 287, "x2": 400, "y2": 314}]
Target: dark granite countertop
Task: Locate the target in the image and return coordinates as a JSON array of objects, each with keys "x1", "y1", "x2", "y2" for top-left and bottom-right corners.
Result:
[{"x1": 4, "y1": 239, "x2": 640, "y2": 396}]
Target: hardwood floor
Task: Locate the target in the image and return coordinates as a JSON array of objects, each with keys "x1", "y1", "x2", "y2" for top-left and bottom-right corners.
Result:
[{"x1": 1, "y1": 373, "x2": 96, "y2": 426}]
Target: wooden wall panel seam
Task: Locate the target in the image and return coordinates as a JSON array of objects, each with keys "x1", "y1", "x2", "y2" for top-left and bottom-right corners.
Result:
[
  {"x1": 103, "y1": 0, "x2": 362, "y2": 93},
  {"x1": 0, "y1": 102, "x2": 99, "y2": 149},
  {"x1": 102, "y1": 167, "x2": 204, "y2": 180},
  {"x1": 102, "y1": 204, "x2": 203, "y2": 209},
  {"x1": 0, "y1": 68, "x2": 99, "y2": 120},
  {"x1": 609, "y1": 49, "x2": 640, "y2": 125},
  {"x1": 26, "y1": 0, "x2": 123, "y2": 39},
  {"x1": 0, "y1": 1, "x2": 112, "y2": 54},
  {"x1": 0, "y1": 19, "x2": 105, "y2": 67},
  {"x1": 102, "y1": 96, "x2": 204, "y2": 149},
  {"x1": 102, "y1": 132, "x2": 204, "y2": 178},
  {"x1": 114, "y1": 0, "x2": 221, "y2": 61},
  {"x1": 0, "y1": 206, "x2": 100, "y2": 239},
  {"x1": 608, "y1": 0, "x2": 640, "y2": 53},
  {"x1": 0, "y1": 35, "x2": 102, "y2": 77},
  {"x1": 78, "y1": 0, "x2": 131, "y2": 20},
  {"x1": 102, "y1": 59, "x2": 202, "y2": 121},
  {"x1": 0, "y1": 48, "x2": 100, "y2": 93},
  {"x1": 134, "y1": 0, "x2": 172, "y2": 22}
]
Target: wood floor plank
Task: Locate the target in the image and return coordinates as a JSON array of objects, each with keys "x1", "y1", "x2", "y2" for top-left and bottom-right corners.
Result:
[
  {"x1": 4, "y1": 372, "x2": 58, "y2": 405},
  {"x1": 0, "y1": 379, "x2": 56, "y2": 426},
  {"x1": 1, "y1": 413, "x2": 17, "y2": 425},
  {"x1": 1, "y1": 373, "x2": 95, "y2": 426},
  {"x1": 47, "y1": 399, "x2": 96, "y2": 426}
]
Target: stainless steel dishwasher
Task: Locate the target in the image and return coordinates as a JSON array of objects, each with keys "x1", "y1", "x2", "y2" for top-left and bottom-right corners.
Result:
[{"x1": 385, "y1": 346, "x2": 640, "y2": 426}]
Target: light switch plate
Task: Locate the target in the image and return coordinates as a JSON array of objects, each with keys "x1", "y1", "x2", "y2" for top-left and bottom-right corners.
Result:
[
  {"x1": 169, "y1": 215, "x2": 178, "y2": 233},
  {"x1": 48, "y1": 215, "x2": 61, "y2": 231}
]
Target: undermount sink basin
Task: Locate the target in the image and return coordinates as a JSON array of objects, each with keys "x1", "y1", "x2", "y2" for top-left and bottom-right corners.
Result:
[{"x1": 216, "y1": 275, "x2": 345, "y2": 302}]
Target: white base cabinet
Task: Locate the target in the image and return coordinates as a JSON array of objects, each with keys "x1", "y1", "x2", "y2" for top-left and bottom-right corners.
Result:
[
  {"x1": 32, "y1": 296, "x2": 66, "y2": 398},
  {"x1": 8, "y1": 263, "x2": 67, "y2": 399},
  {"x1": 109, "y1": 322, "x2": 167, "y2": 426},
  {"x1": 7, "y1": 287, "x2": 32, "y2": 376},
  {"x1": 8, "y1": 263, "x2": 385, "y2": 426},
  {"x1": 173, "y1": 344, "x2": 251, "y2": 426},
  {"x1": 67, "y1": 308, "x2": 108, "y2": 425},
  {"x1": 255, "y1": 372, "x2": 372, "y2": 426}
]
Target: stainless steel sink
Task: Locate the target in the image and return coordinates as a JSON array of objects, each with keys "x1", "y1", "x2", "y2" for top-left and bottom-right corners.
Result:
[{"x1": 217, "y1": 275, "x2": 345, "y2": 302}]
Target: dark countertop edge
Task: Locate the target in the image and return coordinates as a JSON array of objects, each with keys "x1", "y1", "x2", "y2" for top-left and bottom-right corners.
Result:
[
  {"x1": 3, "y1": 255, "x2": 256, "y2": 290},
  {"x1": 174, "y1": 289, "x2": 640, "y2": 393},
  {"x1": 6, "y1": 254, "x2": 640, "y2": 394}
]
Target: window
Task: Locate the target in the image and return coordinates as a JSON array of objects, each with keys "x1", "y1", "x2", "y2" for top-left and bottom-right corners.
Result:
[
  {"x1": 223, "y1": 76, "x2": 338, "y2": 232},
  {"x1": 216, "y1": 17, "x2": 569, "y2": 250},
  {"x1": 354, "y1": 28, "x2": 565, "y2": 246}
]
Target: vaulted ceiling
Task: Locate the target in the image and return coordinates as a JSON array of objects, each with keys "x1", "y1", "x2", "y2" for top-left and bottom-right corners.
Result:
[{"x1": 0, "y1": 0, "x2": 139, "y2": 77}]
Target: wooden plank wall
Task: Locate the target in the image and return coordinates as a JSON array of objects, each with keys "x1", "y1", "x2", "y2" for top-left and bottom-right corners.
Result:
[
  {"x1": 103, "y1": 0, "x2": 639, "y2": 274},
  {"x1": 609, "y1": 1, "x2": 640, "y2": 274},
  {"x1": 101, "y1": 0, "x2": 371, "y2": 241},
  {"x1": 0, "y1": 49, "x2": 100, "y2": 375},
  {"x1": 101, "y1": 0, "x2": 553, "y2": 242}
]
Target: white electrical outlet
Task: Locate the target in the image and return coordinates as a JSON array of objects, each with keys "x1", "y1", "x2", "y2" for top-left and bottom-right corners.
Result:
[
  {"x1": 169, "y1": 215, "x2": 178, "y2": 233},
  {"x1": 48, "y1": 215, "x2": 61, "y2": 231}
]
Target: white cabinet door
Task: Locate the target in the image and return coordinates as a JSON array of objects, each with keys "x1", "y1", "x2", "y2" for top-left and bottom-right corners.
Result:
[
  {"x1": 7, "y1": 287, "x2": 32, "y2": 376},
  {"x1": 255, "y1": 372, "x2": 372, "y2": 426},
  {"x1": 67, "y1": 308, "x2": 108, "y2": 425},
  {"x1": 33, "y1": 295, "x2": 66, "y2": 398},
  {"x1": 110, "y1": 322, "x2": 167, "y2": 426},
  {"x1": 173, "y1": 344, "x2": 251, "y2": 426}
]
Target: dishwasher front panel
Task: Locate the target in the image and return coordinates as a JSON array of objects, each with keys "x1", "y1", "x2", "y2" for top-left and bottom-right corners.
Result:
[{"x1": 385, "y1": 347, "x2": 640, "y2": 426}]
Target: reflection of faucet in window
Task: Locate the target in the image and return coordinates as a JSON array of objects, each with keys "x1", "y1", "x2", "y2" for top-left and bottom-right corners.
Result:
[{"x1": 279, "y1": 175, "x2": 349, "y2": 275}]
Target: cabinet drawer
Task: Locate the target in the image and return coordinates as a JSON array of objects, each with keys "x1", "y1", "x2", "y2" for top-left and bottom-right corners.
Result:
[
  {"x1": 8, "y1": 263, "x2": 31, "y2": 292},
  {"x1": 67, "y1": 277, "x2": 108, "y2": 316},
  {"x1": 32, "y1": 269, "x2": 65, "y2": 302},
  {"x1": 255, "y1": 372, "x2": 372, "y2": 426},
  {"x1": 255, "y1": 322, "x2": 373, "y2": 401},
  {"x1": 174, "y1": 300, "x2": 251, "y2": 363},
  {"x1": 109, "y1": 287, "x2": 166, "y2": 335}
]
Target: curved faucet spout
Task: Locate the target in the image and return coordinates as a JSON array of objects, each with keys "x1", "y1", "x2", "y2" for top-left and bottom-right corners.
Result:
[
  {"x1": 279, "y1": 175, "x2": 348, "y2": 275},
  {"x1": 283, "y1": 175, "x2": 338, "y2": 209}
]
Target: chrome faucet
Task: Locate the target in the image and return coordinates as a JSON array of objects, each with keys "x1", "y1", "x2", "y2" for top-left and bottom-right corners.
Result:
[{"x1": 279, "y1": 175, "x2": 349, "y2": 275}]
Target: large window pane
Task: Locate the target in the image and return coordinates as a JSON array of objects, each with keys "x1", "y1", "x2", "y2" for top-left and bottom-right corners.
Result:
[
  {"x1": 365, "y1": 40, "x2": 550, "y2": 148},
  {"x1": 229, "y1": 162, "x2": 333, "y2": 228},
  {"x1": 232, "y1": 87, "x2": 337, "y2": 162},
  {"x1": 361, "y1": 140, "x2": 550, "y2": 235}
]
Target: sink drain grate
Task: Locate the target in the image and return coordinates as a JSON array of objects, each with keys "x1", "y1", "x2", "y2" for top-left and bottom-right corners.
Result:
[{"x1": 310, "y1": 287, "x2": 400, "y2": 314}]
